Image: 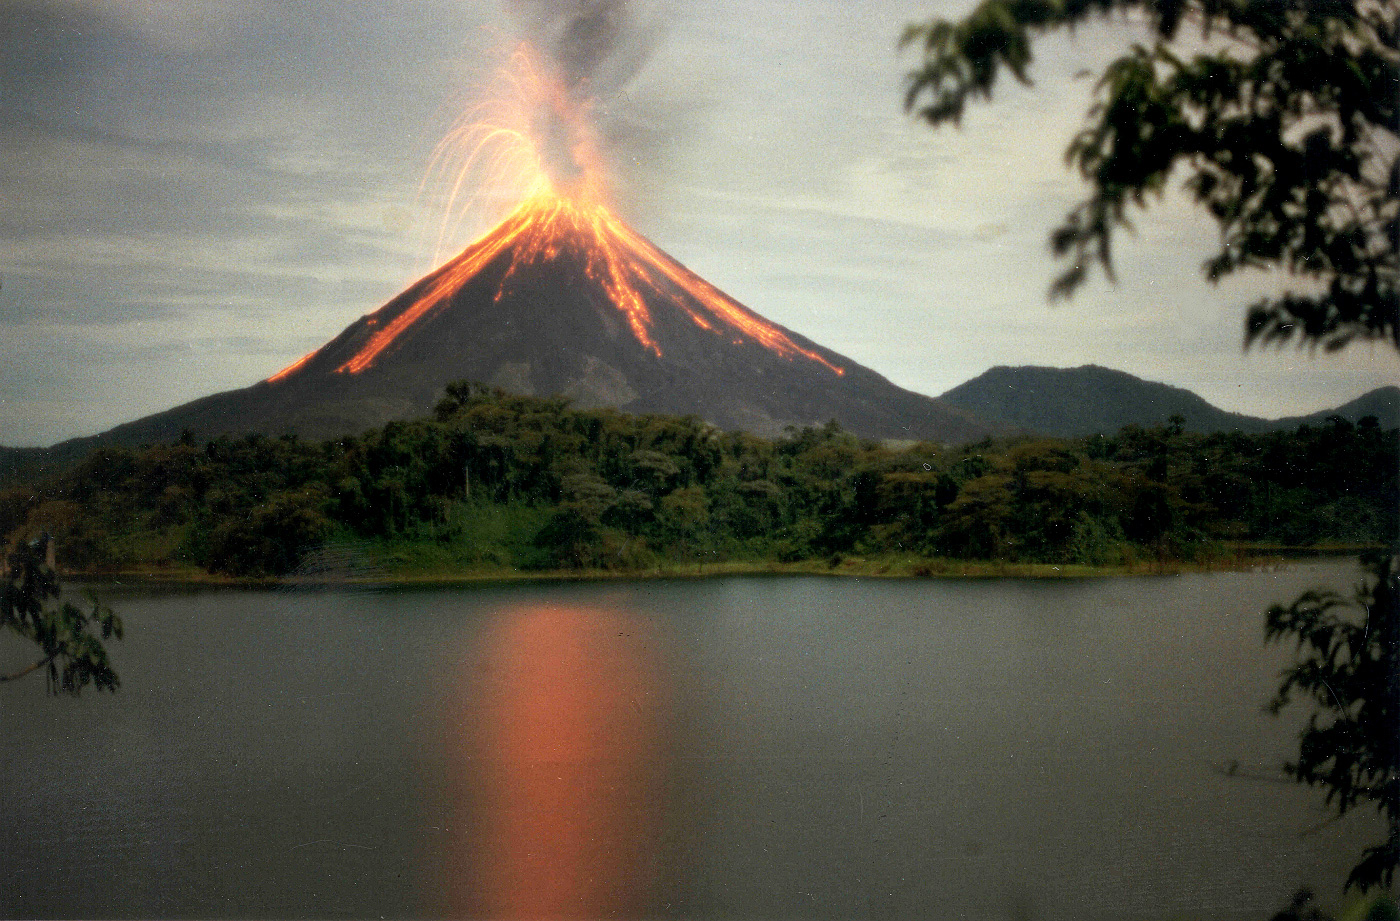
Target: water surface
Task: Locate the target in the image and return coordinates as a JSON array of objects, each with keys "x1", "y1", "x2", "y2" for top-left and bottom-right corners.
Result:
[{"x1": 0, "y1": 562, "x2": 1378, "y2": 919}]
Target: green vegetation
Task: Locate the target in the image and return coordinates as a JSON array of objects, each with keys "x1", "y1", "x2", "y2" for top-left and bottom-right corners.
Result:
[
  {"x1": 1266, "y1": 550, "x2": 1400, "y2": 892},
  {"x1": 904, "y1": 1, "x2": 1399, "y2": 893},
  {"x1": 902, "y1": 0, "x2": 1397, "y2": 349},
  {"x1": 1, "y1": 383, "x2": 1393, "y2": 581},
  {"x1": 1, "y1": 535, "x2": 122, "y2": 694}
]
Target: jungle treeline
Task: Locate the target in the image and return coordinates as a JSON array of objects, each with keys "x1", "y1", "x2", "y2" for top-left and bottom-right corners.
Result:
[{"x1": 1, "y1": 382, "x2": 1395, "y2": 577}]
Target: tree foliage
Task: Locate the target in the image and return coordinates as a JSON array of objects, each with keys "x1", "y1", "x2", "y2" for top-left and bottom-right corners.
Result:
[
  {"x1": 1266, "y1": 549, "x2": 1400, "y2": 892},
  {"x1": 1, "y1": 535, "x2": 122, "y2": 695},
  {"x1": 905, "y1": 4, "x2": 1400, "y2": 891},
  {"x1": 0, "y1": 385, "x2": 1393, "y2": 578},
  {"x1": 903, "y1": 0, "x2": 1399, "y2": 350}
]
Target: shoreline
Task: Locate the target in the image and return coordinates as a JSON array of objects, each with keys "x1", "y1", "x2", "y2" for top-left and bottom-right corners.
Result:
[{"x1": 63, "y1": 545, "x2": 1374, "y2": 589}]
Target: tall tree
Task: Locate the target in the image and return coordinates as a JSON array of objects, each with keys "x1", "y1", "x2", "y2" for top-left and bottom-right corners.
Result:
[
  {"x1": 903, "y1": 0, "x2": 1398, "y2": 350},
  {"x1": 904, "y1": 0, "x2": 1399, "y2": 891}
]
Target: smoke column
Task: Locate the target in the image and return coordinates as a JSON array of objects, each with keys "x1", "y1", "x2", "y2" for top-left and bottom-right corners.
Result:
[
  {"x1": 503, "y1": 0, "x2": 670, "y2": 208},
  {"x1": 506, "y1": 0, "x2": 658, "y2": 96}
]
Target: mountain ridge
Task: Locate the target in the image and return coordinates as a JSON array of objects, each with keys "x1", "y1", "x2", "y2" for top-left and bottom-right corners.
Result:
[
  {"x1": 0, "y1": 197, "x2": 1005, "y2": 483},
  {"x1": 938, "y1": 364, "x2": 1399, "y2": 437},
  {"x1": 3, "y1": 363, "x2": 1392, "y2": 487}
]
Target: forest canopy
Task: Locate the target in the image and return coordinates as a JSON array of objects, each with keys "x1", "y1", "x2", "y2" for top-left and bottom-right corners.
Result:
[{"x1": 1, "y1": 384, "x2": 1393, "y2": 579}]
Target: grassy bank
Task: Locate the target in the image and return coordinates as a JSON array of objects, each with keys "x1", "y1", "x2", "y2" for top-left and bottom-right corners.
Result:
[{"x1": 64, "y1": 542, "x2": 1330, "y2": 588}]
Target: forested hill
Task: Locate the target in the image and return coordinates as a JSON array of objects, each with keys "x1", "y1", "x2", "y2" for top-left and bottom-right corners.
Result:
[
  {"x1": 1278, "y1": 385, "x2": 1400, "y2": 430},
  {"x1": 938, "y1": 365, "x2": 1398, "y2": 438},
  {"x1": 5, "y1": 367, "x2": 1390, "y2": 491},
  {"x1": 1, "y1": 382, "x2": 1394, "y2": 580}
]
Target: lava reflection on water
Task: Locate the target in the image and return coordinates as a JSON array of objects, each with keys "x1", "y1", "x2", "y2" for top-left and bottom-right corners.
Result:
[{"x1": 439, "y1": 604, "x2": 670, "y2": 919}]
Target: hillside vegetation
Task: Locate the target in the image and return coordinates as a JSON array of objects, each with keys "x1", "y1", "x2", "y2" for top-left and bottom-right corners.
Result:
[{"x1": 1, "y1": 382, "x2": 1395, "y2": 579}]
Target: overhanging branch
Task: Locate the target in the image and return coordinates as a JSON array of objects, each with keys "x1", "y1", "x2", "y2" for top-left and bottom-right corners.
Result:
[{"x1": 0, "y1": 655, "x2": 54, "y2": 683}]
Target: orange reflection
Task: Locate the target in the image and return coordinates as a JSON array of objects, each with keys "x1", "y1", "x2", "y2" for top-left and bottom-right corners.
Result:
[{"x1": 441, "y1": 605, "x2": 669, "y2": 919}]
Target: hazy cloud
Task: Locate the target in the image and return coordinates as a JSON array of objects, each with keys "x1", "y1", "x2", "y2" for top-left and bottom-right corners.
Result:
[{"x1": 1, "y1": 0, "x2": 1395, "y2": 445}]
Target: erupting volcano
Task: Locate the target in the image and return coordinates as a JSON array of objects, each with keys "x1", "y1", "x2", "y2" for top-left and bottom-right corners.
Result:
[
  {"x1": 259, "y1": 44, "x2": 861, "y2": 430},
  {"x1": 243, "y1": 180, "x2": 986, "y2": 440},
  {"x1": 82, "y1": 36, "x2": 1000, "y2": 448},
  {"x1": 270, "y1": 184, "x2": 842, "y2": 386}
]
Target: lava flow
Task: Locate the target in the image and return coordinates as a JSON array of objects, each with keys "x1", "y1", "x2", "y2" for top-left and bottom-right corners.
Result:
[{"x1": 269, "y1": 43, "x2": 842, "y2": 383}]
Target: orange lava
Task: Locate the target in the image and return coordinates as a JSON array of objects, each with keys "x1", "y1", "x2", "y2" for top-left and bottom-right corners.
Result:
[
  {"x1": 271, "y1": 42, "x2": 845, "y2": 383},
  {"x1": 439, "y1": 604, "x2": 669, "y2": 919},
  {"x1": 336, "y1": 187, "x2": 846, "y2": 376},
  {"x1": 266, "y1": 347, "x2": 317, "y2": 384}
]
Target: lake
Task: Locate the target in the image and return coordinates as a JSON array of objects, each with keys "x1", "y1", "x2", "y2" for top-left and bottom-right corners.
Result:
[{"x1": 0, "y1": 561, "x2": 1380, "y2": 919}]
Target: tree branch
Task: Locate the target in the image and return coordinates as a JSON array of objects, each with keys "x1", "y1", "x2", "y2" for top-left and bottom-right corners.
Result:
[{"x1": 0, "y1": 655, "x2": 54, "y2": 683}]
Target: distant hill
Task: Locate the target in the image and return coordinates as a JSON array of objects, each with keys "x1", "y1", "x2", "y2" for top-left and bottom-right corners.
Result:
[
  {"x1": 1278, "y1": 385, "x2": 1400, "y2": 430},
  {"x1": 938, "y1": 365, "x2": 1398, "y2": 438},
  {"x1": 0, "y1": 445, "x2": 57, "y2": 490}
]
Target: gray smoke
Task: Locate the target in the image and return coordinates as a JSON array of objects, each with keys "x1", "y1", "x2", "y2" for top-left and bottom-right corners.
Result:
[
  {"x1": 506, "y1": 0, "x2": 660, "y2": 101},
  {"x1": 556, "y1": 1, "x2": 628, "y2": 91},
  {"x1": 504, "y1": 0, "x2": 688, "y2": 216}
]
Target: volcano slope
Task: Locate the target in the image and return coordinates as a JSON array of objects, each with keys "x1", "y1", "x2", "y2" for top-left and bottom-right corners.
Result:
[{"x1": 69, "y1": 196, "x2": 1001, "y2": 452}]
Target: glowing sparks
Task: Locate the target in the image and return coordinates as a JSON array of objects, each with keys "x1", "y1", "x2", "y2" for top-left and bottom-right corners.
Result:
[
  {"x1": 273, "y1": 42, "x2": 844, "y2": 384},
  {"x1": 424, "y1": 44, "x2": 607, "y2": 263}
]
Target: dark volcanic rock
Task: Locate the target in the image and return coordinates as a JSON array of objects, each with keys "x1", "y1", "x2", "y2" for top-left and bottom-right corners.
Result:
[{"x1": 64, "y1": 198, "x2": 1002, "y2": 450}]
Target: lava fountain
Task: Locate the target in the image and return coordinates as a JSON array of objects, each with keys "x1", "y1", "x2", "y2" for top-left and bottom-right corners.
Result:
[{"x1": 268, "y1": 43, "x2": 842, "y2": 384}]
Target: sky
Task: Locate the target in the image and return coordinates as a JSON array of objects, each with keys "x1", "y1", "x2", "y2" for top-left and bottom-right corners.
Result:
[{"x1": 2, "y1": 0, "x2": 1396, "y2": 447}]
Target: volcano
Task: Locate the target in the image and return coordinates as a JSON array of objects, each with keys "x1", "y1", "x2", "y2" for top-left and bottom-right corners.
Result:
[{"x1": 82, "y1": 193, "x2": 1000, "y2": 449}]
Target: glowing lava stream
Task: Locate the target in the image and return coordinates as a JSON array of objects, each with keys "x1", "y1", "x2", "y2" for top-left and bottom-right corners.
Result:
[
  {"x1": 268, "y1": 43, "x2": 844, "y2": 383},
  {"x1": 322, "y1": 190, "x2": 845, "y2": 377}
]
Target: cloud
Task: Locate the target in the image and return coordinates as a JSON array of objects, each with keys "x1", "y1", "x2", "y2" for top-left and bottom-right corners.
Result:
[
  {"x1": 1, "y1": 0, "x2": 1396, "y2": 446},
  {"x1": 36, "y1": 0, "x2": 271, "y2": 52}
]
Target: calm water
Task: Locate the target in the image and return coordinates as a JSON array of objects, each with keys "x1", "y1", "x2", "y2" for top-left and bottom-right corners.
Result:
[{"x1": 0, "y1": 561, "x2": 1381, "y2": 920}]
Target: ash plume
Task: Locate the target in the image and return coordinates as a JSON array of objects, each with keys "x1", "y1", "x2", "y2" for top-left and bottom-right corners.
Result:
[
  {"x1": 505, "y1": 0, "x2": 680, "y2": 216},
  {"x1": 506, "y1": 0, "x2": 660, "y2": 101}
]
